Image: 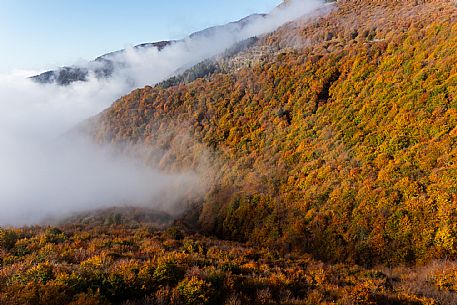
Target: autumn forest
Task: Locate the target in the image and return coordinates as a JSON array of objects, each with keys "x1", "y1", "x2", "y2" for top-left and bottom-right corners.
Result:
[{"x1": 1, "y1": 0, "x2": 457, "y2": 304}]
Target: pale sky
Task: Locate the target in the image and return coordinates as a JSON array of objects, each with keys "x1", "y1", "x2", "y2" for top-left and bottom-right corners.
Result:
[{"x1": 0, "y1": 0, "x2": 282, "y2": 73}]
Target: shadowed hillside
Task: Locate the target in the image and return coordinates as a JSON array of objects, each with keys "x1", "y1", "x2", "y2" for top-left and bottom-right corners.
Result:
[{"x1": 1, "y1": 223, "x2": 456, "y2": 305}]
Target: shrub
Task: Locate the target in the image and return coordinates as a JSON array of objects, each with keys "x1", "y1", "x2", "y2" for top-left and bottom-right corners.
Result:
[
  {"x1": 177, "y1": 277, "x2": 214, "y2": 305},
  {"x1": 27, "y1": 263, "x2": 54, "y2": 284},
  {"x1": 0, "y1": 229, "x2": 18, "y2": 250},
  {"x1": 68, "y1": 290, "x2": 109, "y2": 305},
  {"x1": 153, "y1": 260, "x2": 184, "y2": 286},
  {"x1": 166, "y1": 227, "x2": 184, "y2": 240}
]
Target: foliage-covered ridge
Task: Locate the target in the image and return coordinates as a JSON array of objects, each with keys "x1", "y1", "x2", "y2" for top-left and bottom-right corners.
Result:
[{"x1": 89, "y1": 0, "x2": 457, "y2": 266}]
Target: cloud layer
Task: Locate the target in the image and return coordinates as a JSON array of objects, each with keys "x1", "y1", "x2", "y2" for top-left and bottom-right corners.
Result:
[{"x1": 0, "y1": 0, "x2": 326, "y2": 225}]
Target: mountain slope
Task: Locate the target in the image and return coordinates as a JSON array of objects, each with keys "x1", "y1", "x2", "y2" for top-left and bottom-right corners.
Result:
[
  {"x1": 30, "y1": 14, "x2": 266, "y2": 86},
  {"x1": 88, "y1": 0, "x2": 457, "y2": 266},
  {"x1": 2, "y1": 1, "x2": 457, "y2": 304},
  {"x1": 30, "y1": 41, "x2": 173, "y2": 85}
]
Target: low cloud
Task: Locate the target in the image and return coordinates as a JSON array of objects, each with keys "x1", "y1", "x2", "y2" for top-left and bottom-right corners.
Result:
[
  {"x1": 0, "y1": 0, "x2": 327, "y2": 225},
  {"x1": 106, "y1": 0, "x2": 326, "y2": 88}
]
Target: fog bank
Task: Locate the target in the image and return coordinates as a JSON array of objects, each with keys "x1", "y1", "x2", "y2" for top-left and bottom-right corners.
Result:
[{"x1": 0, "y1": 0, "x2": 327, "y2": 225}]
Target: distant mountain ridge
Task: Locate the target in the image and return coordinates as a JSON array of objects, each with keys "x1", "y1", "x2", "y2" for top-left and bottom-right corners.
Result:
[{"x1": 30, "y1": 14, "x2": 266, "y2": 86}]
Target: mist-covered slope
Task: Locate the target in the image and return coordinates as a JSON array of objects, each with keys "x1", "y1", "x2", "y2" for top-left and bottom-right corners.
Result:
[
  {"x1": 30, "y1": 41, "x2": 173, "y2": 85},
  {"x1": 1, "y1": 1, "x2": 457, "y2": 304},
  {"x1": 30, "y1": 14, "x2": 266, "y2": 86},
  {"x1": 88, "y1": 0, "x2": 457, "y2": 266}
]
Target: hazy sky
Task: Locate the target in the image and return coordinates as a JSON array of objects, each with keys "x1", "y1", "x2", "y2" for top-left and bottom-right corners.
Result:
[{"x1": 0, "y1": 0, "x2": 281, "y2": 73}]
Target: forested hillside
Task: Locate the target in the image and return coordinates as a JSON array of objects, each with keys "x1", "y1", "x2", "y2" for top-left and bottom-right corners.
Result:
[
  {"x1": 2, "y1": 0, "x2": 457, "y2": 304},
  {"x1": 90, "y1": 0, "x2": 457, "y2": 266}
]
